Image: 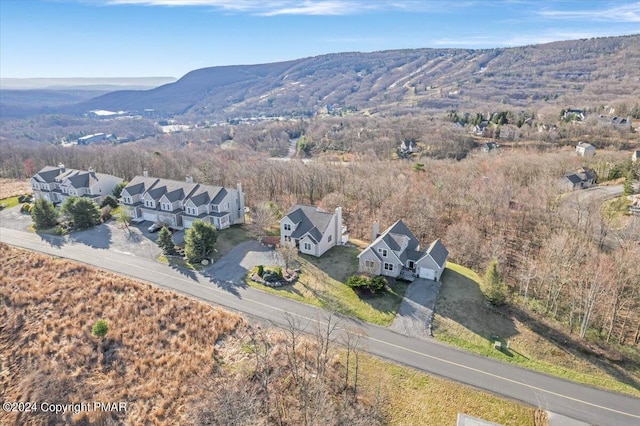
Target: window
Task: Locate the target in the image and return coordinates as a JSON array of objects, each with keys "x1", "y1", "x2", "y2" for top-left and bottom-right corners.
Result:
[
  {"x1": 378, "y1": 248, "x2": 388, "y2": 257},
  {"x1": 328, "y1": 235, "x2": 332, "y2": 242},
  {"x1": 162, "y1": 203, "x2": 171, "y2": 211},
  {"x1": 284, "y1": 223, "x2": 291, "y2": 231},
  {"x1": 408, "y1": 260, "x2": 415, "y2": 269},
  {"x1": 365, "y1": 260, "x2": 374, "y2": 268},
  {"x1": 224, "y1": 202, "x2": 230, "y2": 210},
  {"x1": 384, "y1": 263, "x2": 394, "y2": 271},
  {"x1": 32, "y1": 183, "x2": 39, "y2": 189},
  {"x1": 304, "y1": 243, "x2": 311, "y2": 251}
]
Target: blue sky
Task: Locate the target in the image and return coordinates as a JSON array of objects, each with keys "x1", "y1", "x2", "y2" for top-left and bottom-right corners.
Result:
[{"x1": 1, "y1": 0, "x2": 639, "y2": 78}]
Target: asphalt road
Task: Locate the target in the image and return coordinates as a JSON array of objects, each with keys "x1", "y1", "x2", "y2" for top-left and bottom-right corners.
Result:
[
  {"x1": 559, "y1": 183, "x2": 638, "y2": 250},
  {"x1": 2, "y1": 226, "x2": 639, "y2": 426}
]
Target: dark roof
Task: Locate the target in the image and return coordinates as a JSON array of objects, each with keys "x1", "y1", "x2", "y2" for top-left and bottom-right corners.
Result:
[
  {"x1": 564, "y1": 170, "x2": 594, "y2": 184},
  {"x1": 380, "y1": 220, "x2": 420, "y2": 252},
  {"x1": 211, "y1": 187, "x2": 227, "y2": 204},
  {"x1": 426, "y1": 239, "x2": 449, "y2": 267},
  {"x1": 34, "y1": 166, "x2": 63, "y2": 183},
  {"x1": 123, "y1": 176, "x2": 159, "y2": 196},
  {"x1": 285, "y1": 204, "x2": 334, "y2": 243}
]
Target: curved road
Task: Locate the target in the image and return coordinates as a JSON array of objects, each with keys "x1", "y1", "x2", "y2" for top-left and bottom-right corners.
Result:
[{"x1": 1, "y1": 227, "x2": 639, "y2": 426}]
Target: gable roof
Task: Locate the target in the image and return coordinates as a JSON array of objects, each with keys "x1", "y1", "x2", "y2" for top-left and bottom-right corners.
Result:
[
  {"x1": 33, "y1": 166, "x2": 63, "y2": 183},
  {"x1": 564, "y1": 169, "x2": 595, "y2": 184},
  {"x1": 380, "y1": 220, "x2": 420, "y2": 252},
  {"x1": 284, "y1": 204, "x2": 334, "y2": 244},
  {"x1": 425, "y1": 239, "x2": 449, "y2": 268},
  {"x1": 122, "y1": 176, "x2": 160, "y2": 196}
]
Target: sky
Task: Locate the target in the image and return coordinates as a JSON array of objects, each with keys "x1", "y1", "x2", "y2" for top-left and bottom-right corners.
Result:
[{"x1": 1, "y1": 0, "x2": 639, "y2": 79}]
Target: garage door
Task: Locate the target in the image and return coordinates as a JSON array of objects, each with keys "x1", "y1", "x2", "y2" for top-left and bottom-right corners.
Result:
[
  {"x1": 142, "y1": 211, "x2": 157, "y2": 222},
  {"x1": 418, "y1": 267, "x2": 436, "y2": 280}
]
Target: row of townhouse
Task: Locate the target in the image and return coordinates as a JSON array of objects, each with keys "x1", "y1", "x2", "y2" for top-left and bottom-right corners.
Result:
[
  {"x1": 31, "y1": 165, "x2": 245, "y2": 230},
  {"x1": 31, "y1": 164, "x2": 123, "y2": 206},
  {"x1": 120, "y1": 171, "x2": 245, "y2": 230}
]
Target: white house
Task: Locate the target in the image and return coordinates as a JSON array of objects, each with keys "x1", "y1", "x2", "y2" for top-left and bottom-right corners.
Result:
[
  {"x1": 357, "y1": 220, "x2": 449, "y2": 281},
  {"x1": 120, "y1": 172, "x2": 245, "y2": 230},
  {"x1": 31, "y1": 164, "x2": 123, "y2": 205},
  {"x1": 632, "y1": 150, "x2": 639, "y2": 162},
  {"x1": 280, "y1": 204, "x2": 347, "y2": 257},
  {"x1": 576, "y1": 142, "x2": 596, "y2": 157}
]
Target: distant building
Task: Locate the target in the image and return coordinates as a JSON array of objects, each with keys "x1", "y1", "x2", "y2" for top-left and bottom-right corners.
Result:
[
  {"x1": 77, "y1": 133, "x2": 112, "y2": 145},
  {"x1": 575, "y1": 142, "x2": 596, "y2": 157},
  {"x1": 481, "y1": 141, "x2": 499, "y2": 153},
  {"x1": 632, "y1": 150, "x2": 640, "y2": 163},
  {"x1": 563, "y1": 109, "x2": 585, "y2": 121},
  {"x1": 560, "y1": 168, "x2": 596, "y2": 191}
]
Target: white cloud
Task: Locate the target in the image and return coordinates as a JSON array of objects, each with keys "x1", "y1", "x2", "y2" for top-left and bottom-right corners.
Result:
[
  {"x1": 539, "y1": 2, "x2": 640, "y2": 23},
  {"x1": 103, "y1": 0, "x2": 457, "y2": 15},
  {"x1": 431, "y1": 29, "x2": 640, "y2": 49}
]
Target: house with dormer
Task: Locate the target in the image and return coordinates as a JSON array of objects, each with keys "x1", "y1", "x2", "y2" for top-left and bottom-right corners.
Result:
[
  {"x1": 280, "y1": 204, "x2": 347, "y2": 257},
  {"x1": 120, "y1": 171, "x2": 244, "y2": 230},
  {"x1": 31, "y1": 164, "x2": 123, "y2": 205},
  {"x1": 357, "y1": 220, "x2": 449, "y2": 281}
]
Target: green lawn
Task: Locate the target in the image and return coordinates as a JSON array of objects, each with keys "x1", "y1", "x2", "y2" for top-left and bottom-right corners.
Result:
[
  {"x1": 246, "y1": 245, "x2": 409, "y2": 326},
  {"x1": 435, "y1": 262, "x2": 640, "y2": 397},
  {"x1": 211, "y1": 225, "x2": 252, "y2": 261},
  {"x1": 0, "y1": 195, "x2": 21, "y2": 209}
]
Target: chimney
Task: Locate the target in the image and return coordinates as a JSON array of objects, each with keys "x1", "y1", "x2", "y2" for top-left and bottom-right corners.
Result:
[
  {"x1": 186, "y1": 175, "x2": 193, "y2": 183},
  {"x1": 334, "y1": 206, "x2": 343, "y2": 244},
  {"x1": 237, "y1": 182, "x2": 245, "y2": 221},
  {"x1": 372, "y1": 221, "x2": 379, "y2": 242},
  {"x1": 143, "y1": 169, "x2": 148, "y2": 178},
  {"x1": 58, "y1": 163, "x2": 65, "y2": 172}
]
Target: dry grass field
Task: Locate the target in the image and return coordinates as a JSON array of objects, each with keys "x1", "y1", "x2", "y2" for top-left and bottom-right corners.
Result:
[
  {"x1": 1, "y1": 244, "x2": 538, "y2": 425},
  {"x1": 0, "y1": 243, "x2": 243, "y2": 425},
  {"x1": 0, "y1": 178, "x2": 30, "y2": 200}
]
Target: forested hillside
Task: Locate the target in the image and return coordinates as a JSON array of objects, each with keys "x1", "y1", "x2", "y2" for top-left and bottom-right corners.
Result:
[{"x1": 25, "y1": 34, "x2": 640, "y2": 119}]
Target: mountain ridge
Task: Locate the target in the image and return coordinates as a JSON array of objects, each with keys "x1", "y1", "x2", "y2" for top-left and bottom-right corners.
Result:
[{"x1": 7, "y1": 34, "x2": 640, "y2": 119}]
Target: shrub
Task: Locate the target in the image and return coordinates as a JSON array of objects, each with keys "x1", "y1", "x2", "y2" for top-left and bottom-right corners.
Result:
[
  {"x1": 20, "y1": 203, "x2": 32, "y2": 213},
  {"x1": 346, "y1": 275, "x2": 369, "y2": 289},
  {"x1": 92, "y1": 319, "x2": 109, "y2": 338},
  {"x1": 368, "y1": 275, "x2": 387, "y2": 293},
  {"x1": 157, "y1": 226, "x2": 176, "y2": 255},
  {"x1": 100, "y1": 195, "x2": 118, "y2": 209},
  {"x1": 273, "y1": 266, "x2": 283, "y2": 279},
  {"x1": 257, "y1": 265, "x2": 264, "y2": 277}
]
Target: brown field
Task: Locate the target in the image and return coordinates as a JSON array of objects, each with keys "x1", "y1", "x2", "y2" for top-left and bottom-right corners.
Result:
[
  {"x1": 1, "y1": 244, "x2": 536, "y2": 425},
  {"x1": 0, "y1": 243, "x2": 243, "y2": 425},
  {"x1": 0, "y1": 178, "x2": 30, "y2": 200}
]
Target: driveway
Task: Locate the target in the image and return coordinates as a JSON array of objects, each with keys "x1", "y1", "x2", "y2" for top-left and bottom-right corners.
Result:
[{"x1": 390, "y1": 278, "x2": 441, "y2": 340}]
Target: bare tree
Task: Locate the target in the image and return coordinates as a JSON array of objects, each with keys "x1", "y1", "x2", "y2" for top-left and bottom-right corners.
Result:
[{"x1": 250, "y1": 202, "x2": 278, "y2": 243}]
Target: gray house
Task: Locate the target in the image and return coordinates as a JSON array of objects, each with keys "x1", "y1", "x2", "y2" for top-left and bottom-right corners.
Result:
[
  {"x1": 280, "y1": 204, "x2": 347, "y2": 257},
  {"x1": 560, "y1": 169, "x2": 596, "y2": 191},
  {"x1": 632, "y1": 150, "x2": 640, "y2": 162},
  {"x1": 120, "y1": 172, "x2": 244, "y2": 230},
  {"x1": 357, "y1": 220, "x2": 449, "y2": 281},
  {"x1": 31, "y1": 164, "x2": 123, "y2": 205}
]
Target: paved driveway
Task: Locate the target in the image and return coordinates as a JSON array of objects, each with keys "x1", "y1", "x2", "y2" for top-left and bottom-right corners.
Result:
[
  {"x1": 390, "y1": 278, "x2": 441, "y2": 340},
  {"x1": 203, "y1": 240, "x2": 282, "y2": 288}
]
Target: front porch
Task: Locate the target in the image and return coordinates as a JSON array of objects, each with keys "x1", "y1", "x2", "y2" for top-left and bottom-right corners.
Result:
[{"x1": 398, "y1": 267, "x2": 416, "y2": 282}]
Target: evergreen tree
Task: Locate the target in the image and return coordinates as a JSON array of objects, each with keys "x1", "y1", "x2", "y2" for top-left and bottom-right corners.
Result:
[
  {"x1": 62, "y1": 196, "x2": 100, "y2": 229},
  {"x1": 483, "y1": 259, "x2": 507, "y2": 306},
  {"x1": 157, "y1": 226, "x2": 175, "y2": 255},
  {"x1": 31, "y1": 198, "x2": 58, "y2": 230},
  {"x1": 184, "y1": 220, "x2": 217, "y2": 264},
  {"x1": 623, "y1": 172, "x2": 634, "y2": 197}
]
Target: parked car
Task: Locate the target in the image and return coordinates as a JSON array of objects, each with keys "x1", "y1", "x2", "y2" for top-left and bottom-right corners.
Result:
[{"x1": 148, "y1": 223, "x2": 162, "y2": 233}]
